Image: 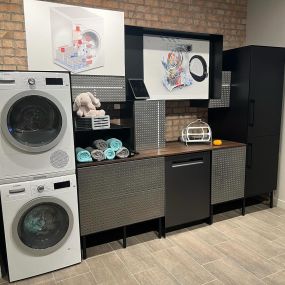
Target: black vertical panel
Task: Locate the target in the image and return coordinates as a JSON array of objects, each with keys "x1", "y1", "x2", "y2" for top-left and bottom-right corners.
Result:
[
  {"x1": 245, "y1": 135, "x2": 280, "y2": 197},
  {"x1": 209, "y1": 35, "x2": 223, "y2": 99},
  {"x1": 125, "y1": 26, "x2": 144, "y2": 100},
  {"x1": 248, "y1": 46, "x2": 285, "y2": 138},
  {"x1": 208, "y1": 47, "x2": 251, "y2": 142}
]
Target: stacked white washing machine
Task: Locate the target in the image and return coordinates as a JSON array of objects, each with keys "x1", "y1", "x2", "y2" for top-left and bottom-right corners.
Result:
[{"x1": 0, "y1": 71, "x2": 81, "y2": 282}]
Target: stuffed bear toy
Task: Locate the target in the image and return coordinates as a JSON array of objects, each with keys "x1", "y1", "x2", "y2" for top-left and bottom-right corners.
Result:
[{"x1": 73, "y1": 92, "x2": 106, "y2": 117}]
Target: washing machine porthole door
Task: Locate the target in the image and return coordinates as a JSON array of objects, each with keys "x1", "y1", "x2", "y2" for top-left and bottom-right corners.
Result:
[
  {"x1": 1, "y1": 90, "x2": 67, "y2": 153},
  {"x1": 12, "y1": 197, "x2": 74, "y2": 256}
]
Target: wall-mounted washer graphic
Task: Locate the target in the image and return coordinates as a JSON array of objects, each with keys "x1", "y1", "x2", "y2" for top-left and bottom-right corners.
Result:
[
  {"x1": 0, "y1": 174, "x2": 81, "y2": 282},
  {"x1": 50, "y1": 7, "x2": 104, "y2": 73},
  {"x1": 0, "y1": 71, "x2": 75, "y2": 185}
]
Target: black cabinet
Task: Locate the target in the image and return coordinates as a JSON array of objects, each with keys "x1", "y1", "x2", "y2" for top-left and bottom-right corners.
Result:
[
  {"x1": 165, "y1": 152, "x2": 210, "y2": 228},
  {"x1": 209, "y1": 46, "x2": 285, "y2": 200}
]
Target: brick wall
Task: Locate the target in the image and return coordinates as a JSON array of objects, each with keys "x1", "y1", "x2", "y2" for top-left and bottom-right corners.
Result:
[{"x1": 0, "y1": 0, "x2": 247, "y2": 141}]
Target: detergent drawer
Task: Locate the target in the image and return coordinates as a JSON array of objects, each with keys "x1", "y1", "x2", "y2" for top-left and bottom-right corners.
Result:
[{"x1": 165, "y1": 151, "x2": 210, "y2": 228}]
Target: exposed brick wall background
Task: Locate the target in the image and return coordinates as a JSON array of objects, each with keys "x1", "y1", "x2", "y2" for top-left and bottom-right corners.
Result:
[{"x1": 0, "y1": 0, "x2": 247, "y2": 141}]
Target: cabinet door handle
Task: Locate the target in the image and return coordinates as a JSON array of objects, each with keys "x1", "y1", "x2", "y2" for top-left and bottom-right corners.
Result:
[
  {"x1": 246, "y1": 143, "x2": 253, "y2": 168},
  {"x1": 249, "y1": 100, "x2": 255, "y2": 127},
  {"x1": 172, "y1": 159, "x2": 204, "y2": 168}
]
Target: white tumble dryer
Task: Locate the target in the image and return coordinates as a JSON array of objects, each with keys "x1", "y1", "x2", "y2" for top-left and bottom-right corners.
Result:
[
  {"x1": 0, "y1": 174, "x2": 81, "y2": 282},
  {"x1": 0, "y1": 71, "x2": 75, "y2": 185}
]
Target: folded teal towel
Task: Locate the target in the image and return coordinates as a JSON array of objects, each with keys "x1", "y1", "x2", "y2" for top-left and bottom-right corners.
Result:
[
  {"x1": 107, "y1": 138, "x2": 123, "y2": 152},
  {"x1": 104, "y1": 148, "x2": 115, "y2": 160},
  {"x1": 76, "y1": 147, "x2": 92, "y2": 162}
]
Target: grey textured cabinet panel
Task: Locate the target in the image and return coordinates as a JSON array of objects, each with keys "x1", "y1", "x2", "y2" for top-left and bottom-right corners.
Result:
[
  {"x1": 211, "y1": 146, "x2": 246, "y2": 205},
  {"x1": 77, "y1": 157, "x2": 165, "y2": 236}
]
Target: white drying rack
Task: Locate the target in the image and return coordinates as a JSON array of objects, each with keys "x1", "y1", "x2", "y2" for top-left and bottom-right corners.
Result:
[{"x1": 181, "y1": 119, "x2": 212, "y2": 145}]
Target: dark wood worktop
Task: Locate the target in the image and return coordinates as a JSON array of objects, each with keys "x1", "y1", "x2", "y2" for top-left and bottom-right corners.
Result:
[{"x1": 77, "y1": 140, "x2": 245, "y2": 168}]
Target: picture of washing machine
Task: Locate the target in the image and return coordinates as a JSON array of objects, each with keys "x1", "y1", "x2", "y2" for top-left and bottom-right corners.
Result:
[
  {"x1": 0, "y1": 71, "x2": 75, "y2": 185},
  {"x1": 50, "y1": 6, "x2": 104, "y2": 73},
  {"x1": 0, "y1": 174, "x2": 81, "y2": 282}
]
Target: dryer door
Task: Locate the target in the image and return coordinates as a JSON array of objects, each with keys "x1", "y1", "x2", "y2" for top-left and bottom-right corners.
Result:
[
  {"x1": 12, "y1": 197, "x2": 73, "y2": 256},
  {"x1": 1, "y1": 90, "x2": 67, "y2": 153}
]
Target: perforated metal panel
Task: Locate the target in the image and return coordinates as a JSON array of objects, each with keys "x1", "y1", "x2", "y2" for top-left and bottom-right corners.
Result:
[
  {"x1": 77, "y1": 157, "x2": 165, "y2": 235},
  {"x1": 209, "y1": 71, "x2": 231, "y2": 108},
  {"x1": 134, "y1": 100, "x2": 165, "y2": 151},
  {"x1": 71, "y1": 75, "x2": 126, "y2": 102},
  {"x1": 211, "y1": 146, "x2": 246, "y2": 205}
]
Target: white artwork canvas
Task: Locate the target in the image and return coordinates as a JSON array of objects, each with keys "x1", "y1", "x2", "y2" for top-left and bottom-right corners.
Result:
[
  {"x1": 143, "y1": 35, "x2": 210, "y2": 100},
  {"x1": 24, "y1": 0, "x2": 125, "y2": 76}
]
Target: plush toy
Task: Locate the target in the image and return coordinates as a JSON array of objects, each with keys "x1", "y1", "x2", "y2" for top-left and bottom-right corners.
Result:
[{"x1": 73, "y1": 92, "x2": 106, "y2": 117}]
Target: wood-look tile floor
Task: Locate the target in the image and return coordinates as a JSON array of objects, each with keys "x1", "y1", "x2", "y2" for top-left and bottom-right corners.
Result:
[{"x1": 2, "y1": 203, "x2": 285, "y2": 285}]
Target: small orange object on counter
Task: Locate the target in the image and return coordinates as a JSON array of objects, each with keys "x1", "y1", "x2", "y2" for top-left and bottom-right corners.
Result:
[{"x1": 213, "y1": 139, "x2": 223, "y2": 146}]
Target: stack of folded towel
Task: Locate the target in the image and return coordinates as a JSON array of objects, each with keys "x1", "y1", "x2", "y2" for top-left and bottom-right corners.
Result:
[{"x1": 76, "y1": 138, "x2": 130, "y2": 163}]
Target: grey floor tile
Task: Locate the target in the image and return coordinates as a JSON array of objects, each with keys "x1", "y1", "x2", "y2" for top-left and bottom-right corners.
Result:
[
  {"x1": 135, "y1": 231, "x2": 175, "y2": 253},
  {"x1": 171, "y1": 230, "x2": 223, "y2": 264},
  {"x1": 226, "y1": 226, "x2": 285, "y2": 259},
  {"x1": 190, "y1": 225, "x2": 229, "y2": 246},
  {"x1": 212, "y1": 214, "x2": 240, "y2": 233},
  {"x1": 263, "y1": 270, "x2": 285, "y2": 285},
  {"x1": 114, "y1": 242, "x2": 158, "y2": 274},
  {"x1": 273, "y1": 237, "x2": 285, "y2": 248},
  {"x1": 53, "y1": 261, "x2": 89, "y2": 282},
  {"x1": 229, "y1": 215, "x2": 281, "y2": 241},
  {"x1": 266, "y1": 207, "x2": 285, "y2": 217},
  {"x1": 56, "y1": 272, "x2": 96, "y2": 285},
  {"x1": 215, "y1": 240, "x2": 283, "y2": 279},
  {"x1": 87, "y1": 252, "x2": 138, "y2": 285},
  {"x1": 250, "y1": 211, "x2": 285, "y2": 227},
  {"x1": 270, "y1": 254, "x2": 285, "y2": 268},
  {"x1": 204, "y1": 258, "x2": 264, "y2": 285},
  {"x1": 204, "y1": 280, "x2": 224, "y2": 285},
  {"x1": 152, "y1": 246, "x2": 215, "y2": 285},
  {"x1": 134, "y1": 265, "x2": 179, "y2": 285}
]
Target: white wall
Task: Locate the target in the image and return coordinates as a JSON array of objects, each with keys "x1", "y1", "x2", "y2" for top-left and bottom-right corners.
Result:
[{"x1": 246, "y1": 0, "x2": 285, "y2": 208}]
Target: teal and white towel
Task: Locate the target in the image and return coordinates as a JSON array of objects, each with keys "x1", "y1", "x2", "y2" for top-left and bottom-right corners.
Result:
[
  {"x1": 104, "y1": 148, "x2": 115, "y2": 160},
  {"x1": 76, "y1": 147, "x2": 92, "y2": 163},
  {"x1": 116, "y1": 147, "x2": 130, "y2": 159},
  {"x1": 107, "y1": 138, "x2": 123, "y2": 152}
]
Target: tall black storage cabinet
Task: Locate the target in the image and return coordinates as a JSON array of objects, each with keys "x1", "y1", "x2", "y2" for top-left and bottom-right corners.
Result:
[{"x1": 209, "y1": 46, "x2": 285, "y2": 204}]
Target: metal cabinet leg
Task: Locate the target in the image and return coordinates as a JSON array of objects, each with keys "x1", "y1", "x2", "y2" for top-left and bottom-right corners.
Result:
[
  {"x1": 270, "y1": 192, "x2": 274, "y2": 208},
  {"x1": 123, "y1": 226, "x2": 127, "y2": 248},
  {"x1": 242, "y1": 198, "x2": 246, "y2": 216},
  {"x1": 158, "y1": 217, "x2": 162, "y2": 239},
  {"x1": 81, "y1": 236, "x2": 87, "y2": 260},
  {"x1": 208, "y1": 205, "x2": 213, "y2": 225}
]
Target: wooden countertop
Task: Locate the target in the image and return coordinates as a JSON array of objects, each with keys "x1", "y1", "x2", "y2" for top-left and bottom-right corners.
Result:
[{"x1": 77, "y1": 140, "x2": 245, "y2": 168}]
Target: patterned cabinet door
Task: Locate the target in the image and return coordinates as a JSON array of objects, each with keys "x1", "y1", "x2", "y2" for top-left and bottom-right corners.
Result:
[
  {"x1": 211, "y1": 146, "x2": 246, "y2": 205},
  {"x1": 77, "y1": 157, "x2": 165, "y2": 236}
]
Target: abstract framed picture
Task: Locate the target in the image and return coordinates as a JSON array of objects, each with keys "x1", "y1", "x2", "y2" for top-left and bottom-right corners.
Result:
[
  {"x1": 24, "y1": 0, "x2": 125, "y2": 76},
  {"x1": 143, "y1": 35, "x2": 210, "y2": 100}
]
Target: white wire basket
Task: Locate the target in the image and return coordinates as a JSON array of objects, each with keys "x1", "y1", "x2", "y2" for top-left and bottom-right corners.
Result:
[{"x1": 181, "y1": 119, "x2": 212, "y2": 145}]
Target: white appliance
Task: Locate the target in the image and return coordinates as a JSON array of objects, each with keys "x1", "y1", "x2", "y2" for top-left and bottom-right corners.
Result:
[
  {"x1": 0, "y1": 71, "x2": 75, "y2": 185},
  {"x1": 0, "y1": 174, "x2": 81, "y2": 282},
  {"x1": 50, "y1": 7, "x2": 104, "y2": 73}
]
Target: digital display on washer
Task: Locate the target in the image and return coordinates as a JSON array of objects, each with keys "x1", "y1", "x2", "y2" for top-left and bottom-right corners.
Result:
[
  {"x1": 54, "y1": 181, "x2": 70, "y2": 189},
  {"x1": 46, "y1": 78, "x2": 63, "y2": 85}
]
